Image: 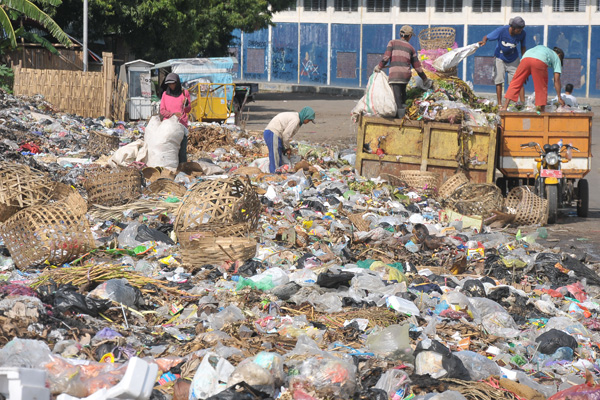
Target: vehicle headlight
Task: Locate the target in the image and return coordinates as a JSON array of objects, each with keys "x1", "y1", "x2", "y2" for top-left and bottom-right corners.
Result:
[{"x1": 545, "y1": 153, "x2": 559, "y2": 166}]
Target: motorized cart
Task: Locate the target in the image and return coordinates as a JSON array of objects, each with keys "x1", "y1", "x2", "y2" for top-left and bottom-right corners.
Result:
[{"x1": 497, "y1": 111, "x2": 593, "y2": 223}]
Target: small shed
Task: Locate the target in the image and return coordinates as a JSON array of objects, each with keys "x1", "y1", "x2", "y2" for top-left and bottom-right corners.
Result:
[{"x1": 124, "y1": 59, "x2": 154, "y2": 120}]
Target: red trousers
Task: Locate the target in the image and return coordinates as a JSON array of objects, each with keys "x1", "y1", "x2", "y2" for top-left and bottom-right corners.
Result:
[{"x1": 505, "y1": 58, "x2": 548, "y2": 106}]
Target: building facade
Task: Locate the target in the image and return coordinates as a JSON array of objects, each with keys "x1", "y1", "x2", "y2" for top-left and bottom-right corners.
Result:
[{"x1": 228, "y1": 0, "x2": 600, "y2": 98}]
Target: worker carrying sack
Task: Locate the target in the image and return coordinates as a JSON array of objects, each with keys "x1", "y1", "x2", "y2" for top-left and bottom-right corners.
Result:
[
  {"x1": 351, "y1": 71, "x2": 397, "y2": 121},
  {"x1": 144, "y1": 115, "x2": 185, "y2": 170},
  {"x1": 433, "y1": 43, "x2": 480, "y2": 72}
]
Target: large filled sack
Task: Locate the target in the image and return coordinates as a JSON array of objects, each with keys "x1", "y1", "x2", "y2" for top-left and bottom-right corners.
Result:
[
  {"x1": 144, "y1": 115, "x2": 185, "y2": 170},
  {"x1": 351, "y1": 71, "x2": 396, "y2": 121}
]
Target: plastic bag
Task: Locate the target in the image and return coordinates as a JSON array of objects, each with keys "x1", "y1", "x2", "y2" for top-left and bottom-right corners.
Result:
[
  {"x1": 108, "y1": 139, "x2": 148, "y2": 168},
  {"x1": 366, "y1": 324, "x2": 413, "y2": 361},
  {"x1": 432, "y1": 43, "x2": 480, "y2": 72},
  {"x1": 227, "y1": 352, "x2": 284, "y2": 396},
  {"x1": 88, "y1": 279, "x2": 144, "y2": 308},
  {"x1": 144, "y1": 115, "x2": 185, "y2": 170},
  {"x1": 189, "y1": 352, "x2": 235, "y2": 400},
  {"x1": 414, "y1": 339, "x2": 471, "y2": 380},
  {"x1": 53, "y1": 284, "x2": 111, "y2": 317},
  {"x1": 0, "y1": 338, "x2": 52, "y2": 368},
  {"x1": 374, "y1": 369, "x2": 410, "y2": 398},
  {"x1": 454, "y1": 350, "x2": 500, "y2": 381},
  {"x1": 351, "y1": 72, "x2": 396, "y2": 120},
  {"x1": 535, "y1": 329, "x2": 578, "y2": 355},
  {"x1": 207, "y1": 305, "x2": 246, "y2": 331}
]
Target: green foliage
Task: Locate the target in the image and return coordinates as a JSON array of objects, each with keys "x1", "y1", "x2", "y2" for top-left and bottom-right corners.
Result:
[
  {"x1": 0, "y1": 64, "x2": 14, "y2": 93},
  {"x1": 50, "y1": 0, "x2": 296, "y2": 62}
]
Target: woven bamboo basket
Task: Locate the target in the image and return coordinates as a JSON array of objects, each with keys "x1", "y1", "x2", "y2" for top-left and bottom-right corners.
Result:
[
  {"x1": 174, "y1": 177, "x2": 261, "y2": 235},
  {"x1": 87, "y1": 130, "x2": 119, "y2": 156},
  {"x1": 0, "y1": 199, "x2": 95, "y2": 269},
  {"x1": 445, "y1": 183, "x2": 504, "y2": 218},
  {"x1": 418, "y1": 27, "x2": 456, "y2": 50},
  {"x1": 437, "y1": 172, "x2": 469, "y2": 199},
  {"x1": 178, "y1": 231, "x2": 257, "y2": 265},
  {"x1": 0, "y1": 162, "x2": 57, "y2": 222},
  {"x1": 84, "y1": 167, "x2": 142, "y2": 206},
  {"x1": 49, "y1": 183, "x2": 88, "y2": 216},
  {"x1": 400, "y1": 170, "x2": 442, "y2": 193},
  {"x1": 505, "y1": 186, "x2": 548, "y2": 226},
  {"x1": 348, "y1": 212, "x2": 370, "y2": 232},
  {"x1": 146, "y1": 179, "x2": 188, "y2": 198}
]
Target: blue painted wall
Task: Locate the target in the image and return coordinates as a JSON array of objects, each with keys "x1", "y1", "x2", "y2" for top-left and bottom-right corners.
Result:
[
  {"x1": 361, "y1": 24, "x2": 393, "y2": 87},
  {"x1": 243, "y1": 29, "x2": 269, "y2": 81},
  {"x1": 331, "y1": 24, "x2": 361, "y2": 87},
  {"x1": 548, "y1": 25, "x2": 588, "y2": 98},
  {"x1": 229, "y1": 29, "x2": 242, "y2": 79},
  {"x1": 272, "y1": 23, "x2": 299, "y2": 83},
  {"x1": 591, "y1": 26, "x2": 600, "y2": 98},
  {"x1": 300, "y1": 24, "x2": 328, "y2": 84}
]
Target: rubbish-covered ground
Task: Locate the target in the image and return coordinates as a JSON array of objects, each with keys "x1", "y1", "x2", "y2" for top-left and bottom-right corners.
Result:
[{"x1": 1, "y1": 88, "x2": 600, "y2": 400}]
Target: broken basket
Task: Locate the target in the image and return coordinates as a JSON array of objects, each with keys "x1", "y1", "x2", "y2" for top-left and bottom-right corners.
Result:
[
  {"x1": 84, "y1": 167, "x2": 142, "y2": 206},
  {"x1": 174, "y1": 177, "x2": 261, "y2": 235},
  {"x1": 505, "y1": 186, "x2": 548, "y2": 226},
  {"x1": 445, "y1": 183, "x2": 503, "y2": 218},
  {"x1": 0, "y1": 196, "x2": 95, "y2": 269},
  {"x1": 178, "y1": 231, "x2": 257, "y2": 265},
  {"x1": 87, "y1": 130, "x2": 119, "y2": 157},
  {"x1": 437, "y1": 172, "x2": 469, "y2": 199}
]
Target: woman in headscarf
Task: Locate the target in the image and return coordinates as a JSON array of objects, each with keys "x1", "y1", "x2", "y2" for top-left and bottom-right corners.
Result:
[
  {"x1": 160, "y1": 72, "x2": 191, "y2": 163},
  {"x1": 263, "y1": 106, "x2": 316, "y2": 173}
]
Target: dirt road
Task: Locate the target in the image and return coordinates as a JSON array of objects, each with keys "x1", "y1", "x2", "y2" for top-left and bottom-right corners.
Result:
[{"x1": 243, "y1": 92, "x2": 600, "y2": 259}]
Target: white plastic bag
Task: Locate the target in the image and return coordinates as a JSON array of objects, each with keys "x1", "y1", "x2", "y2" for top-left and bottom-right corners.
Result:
[
  {"x1": 144, "y1": 115, "x2": 185, "y2": 170},
  {"x1": 433, "y1": 43, "x2": 480, "y2": 72},
  {"x1": 189, "y1": 352, "x2": 235, "y2": 400},
  {"x1": 351, "y1": 71, "x2": 397, "y2": 120},
  {"x1": 107, "y1": 139, "x2": 147, "y2": 168}
]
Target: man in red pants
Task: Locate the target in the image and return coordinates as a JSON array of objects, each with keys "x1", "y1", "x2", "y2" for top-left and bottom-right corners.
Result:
[{"x1": 501, "y1": 45, "x2": 565, "y2": 112}]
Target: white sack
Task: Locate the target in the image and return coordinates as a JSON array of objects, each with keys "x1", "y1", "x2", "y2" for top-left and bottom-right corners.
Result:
[
  {"x1": 107, "y1": 139, "x2": 148, "y2": 168},
  {"x1": 144, "y1": 115, "x2": 185, "y2": 170},
  {"x1": 433, "y1": 43, "x2": 480, "y2": 72},
  {"x1": 351, "y1": 71, "x2": 397, "y2": 121}
]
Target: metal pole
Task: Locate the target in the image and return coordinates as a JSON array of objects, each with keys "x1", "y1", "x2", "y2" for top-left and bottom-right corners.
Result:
[{"x1": 83, "y1": 0, "x2": 88, "y2": 71}]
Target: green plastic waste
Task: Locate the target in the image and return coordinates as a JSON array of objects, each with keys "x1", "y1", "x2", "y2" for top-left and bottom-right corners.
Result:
[{"x1": 236, "y1": 276, "x2": 275, "y2": 291}]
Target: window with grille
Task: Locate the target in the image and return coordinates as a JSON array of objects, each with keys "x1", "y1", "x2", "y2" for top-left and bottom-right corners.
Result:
[
  {"x1": 304, "y1": 0, "x2": 327, "y2": 11},
  {"x1": 512, "y1": 0, "x2": 542, "y2": 11},
  {"x1": 367, "y1": 0, "x2": 392, "y2": 12},
  {"x1": 553, "y1": 0, "x2": 587, "y2": 11},
  {"x1": 473, "y1": 0, "x2": 501, "y2": 11},
  {"x1": 335, "y1": 0, "x2": 358, "y2": 10},
  {"x1": 435, "y1": 0, "x2": 463, "y2": 12},
  {"x1": 337, "y1": 52, "x2": 357, "y2": 78},
  {"x1": 400, "y1": 0, "x2": 426, "y2": 11}
]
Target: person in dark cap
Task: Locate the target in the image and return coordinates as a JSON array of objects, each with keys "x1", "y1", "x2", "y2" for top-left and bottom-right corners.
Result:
[
  {"x1": 479, "y1": 17, "x2": 527, "y2": 106},
  {"x1": 374, "y1": 25, "x2": 431, "y2": 118}
]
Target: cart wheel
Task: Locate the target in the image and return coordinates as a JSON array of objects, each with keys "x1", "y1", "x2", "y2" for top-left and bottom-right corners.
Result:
[
  {"x1": 577, "y1": 179, "x2": 589, "y2": 218},
  {"x1": 496, "y1": 177, "x2": 507, "y2": 196},
  {"x1": 546, "y1": 185, "x2": 558, "y2": 224}
]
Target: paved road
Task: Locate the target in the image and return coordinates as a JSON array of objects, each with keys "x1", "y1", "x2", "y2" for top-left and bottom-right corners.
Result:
[{"x1": 243, "y1": 92, "x2": 600, "y2": 258}]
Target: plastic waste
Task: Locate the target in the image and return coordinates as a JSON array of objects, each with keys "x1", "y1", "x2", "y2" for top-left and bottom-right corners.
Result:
[
  {"x1": 365, "y1": 324, "x2": 413, "y2": 361},
  {"x1": 88, "y1": 279, "x2": 144, "y2": 308},
  {"x1": 454, "y1": 351, "x2": 501, "y2": 381},
  {"x1": 189, "y1": 353, "x2": 235, "y2": 400}
]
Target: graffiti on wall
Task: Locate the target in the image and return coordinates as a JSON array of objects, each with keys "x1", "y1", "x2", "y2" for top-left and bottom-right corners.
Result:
[
  {"x1": 272, "y1": 47, "x2": 298, "y2": 82},
  {"x1": 301, "y1": 52, "x2": 320, "y2": 77}
]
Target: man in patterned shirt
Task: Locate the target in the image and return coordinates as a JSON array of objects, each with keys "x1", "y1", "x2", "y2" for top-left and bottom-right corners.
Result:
[{"x1": 375, "y1": 25, "x2": 431, "y2": 118}]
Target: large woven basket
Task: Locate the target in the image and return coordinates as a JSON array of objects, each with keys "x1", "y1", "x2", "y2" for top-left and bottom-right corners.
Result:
[
  {"x1": 0, "y1": 198, "x2": 95, "y2": 269},
  {"x1": 145, "y1": 179, "x2": 187, "y2": 198},
  {"x1": 178, "y1": 231, "x2": 257, "y2": 265},
  {"x1": 385, "y1": 171, "x2": 441, "y2": 193},
  {"x1": 174, "y1": 177, "x2": 261, "y2": 235},
  {"x1": 437, "y1": 172, "x2": 469, "y2": 199},
  {"x1": 84, "y1": 167, "x2": 142, "y2": 206},
  {"x1": 418, "y1": 27, "x2": 456, "y2": 50},
  {"x1": 505, "y1": 186, "x2": 548, "y2": 226},
  {"x1": 0, "y1": 162, "x2": 56, "y2": 221},
  {"x1": 87, "y1": 130, "x2": 119, "y2": 157},
  {"x1": 445, "y1": 183, "x2": 504, "y2": 218}
]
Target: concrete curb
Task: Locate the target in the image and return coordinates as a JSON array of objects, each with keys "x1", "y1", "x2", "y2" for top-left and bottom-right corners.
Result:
[{"x1": 256, "y1": 82, "x2": 600, "y2": 106}]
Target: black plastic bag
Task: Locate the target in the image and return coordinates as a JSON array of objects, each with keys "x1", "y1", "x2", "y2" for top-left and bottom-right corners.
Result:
[
  {"x1": 135, "y1": 224, "x2": 174, "y2": 245},
  {"x1": 561, "y1": 255, "x2": 600, "y2": 286},
  {"x1": 535, "y1": 329, "x2": 578, "y2": 355},
  {"x1": 353, "y1": 388, "x2": 388, "y2": 400},
  {"x1": 53, "y1": 285, "x2": 111, "y2": 317},
  {"x1": 413, "y1": 340, "x2": 471, "y2": 380},
  {"x1": 238, "y1": 260, "x2": 262, "y2": 277},
  {"x1": 271, "y1": 282, "x2": 301, "y2": 301},
  {"x1": 484, "y1": 254, "x2": 512, "y2": 282},
  {"x1": 316, "y1": 270, "x2": 355, "y2": 289},
  {"x1": 205, "y1": 381, "x2": 272, "y2": 400},
  {"x1": 462, "y1": 279, "x2": 486, "y2": 297}
]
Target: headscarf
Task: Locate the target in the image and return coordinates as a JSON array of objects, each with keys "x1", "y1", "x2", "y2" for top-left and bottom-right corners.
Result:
[
  {"x1": 509, "y1": 16, "x2": 525, "y2": 29},
  {"x1": 298, "y1": 106, "x2": 316, "y2": 126},
  {"x1": 163, "y1": 72, "x2": 183, "y2": 97}
]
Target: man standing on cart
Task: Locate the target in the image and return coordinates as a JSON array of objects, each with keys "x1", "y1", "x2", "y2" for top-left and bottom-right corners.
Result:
[{"x1": 479, "y1": 17, "x2": 527, "y2": 106}]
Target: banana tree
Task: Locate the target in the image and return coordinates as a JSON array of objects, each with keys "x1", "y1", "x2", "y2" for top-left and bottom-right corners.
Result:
[{"x1": 0, "y1": 0, "x2": 72, "y2": 50}]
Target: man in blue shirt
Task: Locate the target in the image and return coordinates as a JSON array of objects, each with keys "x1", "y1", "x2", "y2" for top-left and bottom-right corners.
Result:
[{"x1": 479, "y1": 17, "x2": 527, "y2": 106}]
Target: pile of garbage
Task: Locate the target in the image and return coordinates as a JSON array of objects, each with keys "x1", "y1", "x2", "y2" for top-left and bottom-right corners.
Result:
[{"x1": 0, "y1": 90, "x2": 599, "y2": 400}]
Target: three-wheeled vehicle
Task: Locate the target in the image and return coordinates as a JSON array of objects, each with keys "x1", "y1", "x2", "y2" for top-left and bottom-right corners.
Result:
[{"x1": 497, "y1": 111, "x2": 593, "y2": 223}]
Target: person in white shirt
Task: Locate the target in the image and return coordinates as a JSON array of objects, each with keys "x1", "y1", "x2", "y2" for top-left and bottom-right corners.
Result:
[
  {"x1": 553, "y1": 83, "x2": 578, "y2": 107},
  {"x1": 263, "y1": 107, "x2": 315, "y2": 173}
]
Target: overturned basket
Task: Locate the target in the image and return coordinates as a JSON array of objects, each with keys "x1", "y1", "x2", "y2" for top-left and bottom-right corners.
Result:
[
  {"x1": 437, "y1": 172, "x2": 469, "y2": 199},
  {"x1": 385, "y1": 170, "x2": 441, "y2": 193},
  {"x1": 145, "y1": 178, "x2": 187, "y2": 198},
  {"x1": 178, "y1": 231, "x2": 257, "y2": 265},
  {"x1": 445, "y1": 183, "x2": 503, "y2": 218},
  {"x1": 505, "y1": 186, "x2": 548, "y2": 226},
  {"x1": 87, "y1": 130, "x2": 119, "y2": 157},
  {"x1": 174, "y1": 177, "x2": 261, "y2": 235},
  {"x1": 84, "y1": 167, "x2": 142, "y2": 206},
  {"x1": 418, "y1": 27, "x2": 456, "y2": 50}
]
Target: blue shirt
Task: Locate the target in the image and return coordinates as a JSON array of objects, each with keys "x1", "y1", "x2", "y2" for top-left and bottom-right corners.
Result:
[{"x1": 486, "y1": 25, "x2": 526, "y2": 63}]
